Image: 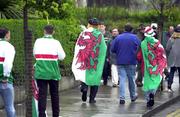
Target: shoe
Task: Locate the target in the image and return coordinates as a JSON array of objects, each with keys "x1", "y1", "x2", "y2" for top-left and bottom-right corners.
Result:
[
  {"x1": 119, "y1": 100, "x2": 125, "y2": 104},
  {"x1": 147, "y1": 93, "x2": 154, "y2": 107},
  {"x1": 103, "y1": 81, "x2": 107, "y2": 85},
  {"x1": 89, "y1": 99, "x2": 96, "y2": 103},
  {"x1": 81, "y1": 91, "x2": 87, "y2": 102},
  {"x1": 168, "y1": 88, "x2": 173, "y2": 93},
  {"x1": 135, "y1": 80, "x2": 143, "y2": 87},
  {"x1": 131, "y1": 96, "x2": 138, "y2": 102},
  {"x1": 112, "y1": 84, "x2": 119, "y2": 87}
]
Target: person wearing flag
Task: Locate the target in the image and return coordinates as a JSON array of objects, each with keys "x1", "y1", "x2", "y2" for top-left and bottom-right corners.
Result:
[
  {"x1": 33, "y1": 25, "x2": 66, "y2": 117},
  {"x1": 72, "y1": 18, "x2": 107, "y2": 103},
  {"x1": 0, "y1": 28, "x2": 16, "y2": 117},
  {"x1": 141, "y1": 26, "x2": 167, "y2": 107}
]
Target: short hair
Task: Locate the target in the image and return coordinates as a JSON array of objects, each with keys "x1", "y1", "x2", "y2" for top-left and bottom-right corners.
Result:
[
  {"x1": 44, "y1": 25, "x2": 54, "y2": 34},
  {"x1": 88, "y1": 18, "x2": 100, "y2": 26},
  {"x1": 124, "y1": 23, "x2": 133, "y2": 32},
  {"x1": 0, "y1": 28, "x2": 9, "y2": 38}
]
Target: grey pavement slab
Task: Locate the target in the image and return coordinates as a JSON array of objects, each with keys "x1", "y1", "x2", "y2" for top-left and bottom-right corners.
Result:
[{"x1": 0, "y1": 74, "x2": 179, "y2": 117}]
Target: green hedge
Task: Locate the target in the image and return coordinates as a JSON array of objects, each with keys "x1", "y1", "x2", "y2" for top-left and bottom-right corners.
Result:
[
  {"x1": 76, "y1": 7, "x2": 180, "y2": 31},
  {"x1": 0, "y1": 19, "x2": 81, "y2": 84}
]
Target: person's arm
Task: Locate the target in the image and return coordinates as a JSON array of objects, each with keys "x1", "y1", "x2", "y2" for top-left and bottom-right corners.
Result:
[
  {"x1": 3, "y1": 44, "x2": 15, "y2": 77},
  {"x1": 111, "y1": 39, "x2": 117, "y2": 53},
  {"x1": 57, "y1": 41, "x2": 66, "y2": 60},
  {"x1": 166, "y1": 38, "x2": 174, "y2": 56}
]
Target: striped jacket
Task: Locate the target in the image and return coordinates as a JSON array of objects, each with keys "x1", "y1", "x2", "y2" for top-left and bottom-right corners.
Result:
[
  {"x1": 33, "y1": 35, "x2": 65, "y2": 80},
  {"x1": 0, "y1": 38, "x2": 15, "y2": 83}
]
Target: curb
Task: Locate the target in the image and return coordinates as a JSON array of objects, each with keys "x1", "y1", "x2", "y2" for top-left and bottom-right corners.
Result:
[{"x1": 142, "y1": 94, "x2": 180, "y2": 117}]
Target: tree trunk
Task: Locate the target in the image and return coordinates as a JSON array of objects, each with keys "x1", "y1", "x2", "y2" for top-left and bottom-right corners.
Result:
[{"x1": 23, "y1": 1, "x2": 33, "y2": 117}]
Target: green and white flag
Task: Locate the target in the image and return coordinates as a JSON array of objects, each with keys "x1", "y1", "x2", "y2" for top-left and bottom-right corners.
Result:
[
  {"x1": 72, "y1": 27, "x2": 107, "y2": 86},
  {"x1": 32, "y1": 79, "x2": 38, "y2": 117}
]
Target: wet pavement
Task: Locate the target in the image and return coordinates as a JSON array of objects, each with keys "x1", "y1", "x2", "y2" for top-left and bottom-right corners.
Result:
[
  {"x1": 152, "y1": 100, "x2": 180, "y2": 117},
  {"x1": 0, "y1": 74, "x2": 179, "y2": 117},
  {"x1": 49, "y1": 74, "x2": 180, "y2": 117}
]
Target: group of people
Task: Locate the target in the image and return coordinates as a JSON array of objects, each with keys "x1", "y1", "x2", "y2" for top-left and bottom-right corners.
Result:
[
  {"x1": 72, "y1": 18, "x2": 180, "y2": 110},
  {"x1": 0, "y1": 26, "x2": 66, "y2": 117},
  {"x1": 0, "y1": 18, "x2": 180, "y2": 117}
]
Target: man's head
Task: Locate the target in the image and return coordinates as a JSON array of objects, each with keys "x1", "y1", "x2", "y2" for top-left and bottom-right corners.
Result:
[
  {"x1": 144, "y1": 26, "x2": 155, "y2": 37},
  {"x1": 124, "y1": 23, "x2": 133, "y2": 32},
  {"x1": 168, "y1": 26, "x2": 174, "y2": 33},
  {"x1": 0, "y1": 28, "x2": 10, "y2": 41},
  {"x1": 87, "y1": 18, "x2": 99, "y2": 28},
  {"x1": 111, "y1": 28, "x2": 119, "y2": 37},
  {"x1": 44, "y1": 25, "x2": 54, "y2": 35}
]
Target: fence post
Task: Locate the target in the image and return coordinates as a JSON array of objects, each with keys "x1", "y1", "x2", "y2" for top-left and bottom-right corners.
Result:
[{"x1": 23, "y1": 1, "x2": 33, "y2": 117}]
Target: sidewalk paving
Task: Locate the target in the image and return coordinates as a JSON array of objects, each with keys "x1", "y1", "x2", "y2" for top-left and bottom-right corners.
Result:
[
  {"x1": 48, "y1": 75, "x2": 180, "y2": 117},
  {"x1": 0, "y1": 75, "x2": 179, "y2": 117}
]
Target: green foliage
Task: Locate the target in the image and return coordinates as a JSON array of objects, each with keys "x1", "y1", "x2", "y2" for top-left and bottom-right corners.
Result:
[
  {"x1": 0, "y1": 0, "x2": 23, "y2": 19},
  {"x1": 0, "y1": 19, "x2": 81, "y2": 84},
  {"x1": 28, "y1": 0, "x2": 76, "y2": 19},
  {"x1": 75, "y1": 6, "x2": 180, "y2": 30}
]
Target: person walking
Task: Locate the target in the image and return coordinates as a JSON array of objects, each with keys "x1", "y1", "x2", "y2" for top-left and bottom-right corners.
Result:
[
  {"x1": 111, "y1": 23, "x2": 140, "y2": 104},
  {"x1": 0, "y1": 28, "x2": 16, "y2": 117},
  {"x1": 99, "y1": 21, "x2": 111, "y2": 85},
  {"x1": 33, "y1": 25, "x2": 66, "y2": 117},
  {"x1": 141, "y1": 26, "x2": 167, "y2": 107},
  {"x1": 135, "y1": 24, "x2": 145, "y2": 87},
  {"x1": 72, "y1": 18, "x2": 107, "y2": 103},
  {"x1": 166, "y1": 26, "x2": 180, "y2": 92},
  {"x1": 109, "y1": 28, "x2": 119, "y2": 87}
]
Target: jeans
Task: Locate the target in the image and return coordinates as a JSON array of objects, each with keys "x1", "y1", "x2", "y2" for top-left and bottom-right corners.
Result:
[
  {"x1": 168, "y1": 66, "x2": 180, "y2": 88},
  {"x1": 0, "y1": 83, "x2": 16, "y2": 117},
  {"x1": 37, "y1": 80, "x2": 59, "y2": 117},
  {"x1": 117, "y1": 65, "x2": 137, "y2": 100}
]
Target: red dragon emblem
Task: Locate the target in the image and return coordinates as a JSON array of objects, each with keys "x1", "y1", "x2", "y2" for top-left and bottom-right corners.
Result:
[
  {"x1": 76, "y1": 31, "x2": 102, "y2": 70},
  {"x1": 147, "y1": 41, "x2": 166, "y2": 75}
]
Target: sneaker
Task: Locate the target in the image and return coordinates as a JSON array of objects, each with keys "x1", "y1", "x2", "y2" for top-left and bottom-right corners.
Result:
[
  {"x1": 135, "y1": 80, "x2": 143, "y2": 87},
  {"x1": 89, "y1": 99, "x2": 96, "y2": 103},
  {"x1": 119, "y1": 100, "x2": 125, "y2": 104},
  {"x1": 131, "y1": 96, "x2": 138, "y2": 102},
  {"x1": 168, "y1": 88, "x2": 173, "y2": 93},
  {"x1": 81, "y1": 91, "x2": 87, "y2": 102},
  {"x1": 112, "y1": 84, "x2": 119, "y2": 87}
]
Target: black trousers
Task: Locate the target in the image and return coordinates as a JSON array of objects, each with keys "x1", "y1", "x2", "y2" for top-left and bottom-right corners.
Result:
[
  {"x1": 102, "y1": 60, "x2": 111, "y2": 85},
  {"x1": 168, "y1": 67, "x2": 180, "y2": 88},
  {"x1": 37, "y1": 79, "x2": 59, "y2": 117},
  {"x1": 81, "y1": 82, "x2": 98, "y2": 101}
]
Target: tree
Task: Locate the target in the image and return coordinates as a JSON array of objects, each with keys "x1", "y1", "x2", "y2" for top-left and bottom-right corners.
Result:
[
  {"x1": 27, "y1": 0, "x2": 76, "y2": 19},
  {"x1": 0, "y1": 0, "x2": 23, "y2": 19},
  {"x1": 148, "y1": 0, "x2": 177, "y2": 41}
]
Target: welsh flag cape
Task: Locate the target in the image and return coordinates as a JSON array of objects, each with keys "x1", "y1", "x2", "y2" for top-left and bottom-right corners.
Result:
[
  {"x1": 32, "y1": 79, "x2": 39, "y2": 117},
  {"x1": 72, "y1": 27, "x2": 107, "y2": 86},
  {"x1": 32, "y1": 79, "x2": 48, "y2": 117},
  {"x1": 141, "y1": 36, "x2": 167, "y2": 92}
]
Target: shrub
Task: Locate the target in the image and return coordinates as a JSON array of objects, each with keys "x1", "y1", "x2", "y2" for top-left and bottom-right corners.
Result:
[{"x1": 0, "y1": 19, "x2": 81, "y2": 84}]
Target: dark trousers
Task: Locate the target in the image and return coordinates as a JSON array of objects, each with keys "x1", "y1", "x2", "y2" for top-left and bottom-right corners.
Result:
[
  {"x1": 168, "y1": 67, "x2": 180, "y2": 88},
  {"x1": 37, "y1": 79, "x2": 59, "y2": 117},
  {"x1": 81, "y1": 82, "x2": 98, "y2": 101},
  {"x1": 102, "y1": 60, "x2": 111, "y2": 85},
  {"x1": 136, "y1": 63, "x2": 143, "y2": 82}
]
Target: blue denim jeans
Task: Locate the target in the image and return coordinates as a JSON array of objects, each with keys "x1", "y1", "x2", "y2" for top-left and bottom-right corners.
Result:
[
  {"x1": 117, "y1": 65, "x2": 137, "y2": 100},
  {"x1": 0, "y1": 83, "x2": 16, "y2": 117}
]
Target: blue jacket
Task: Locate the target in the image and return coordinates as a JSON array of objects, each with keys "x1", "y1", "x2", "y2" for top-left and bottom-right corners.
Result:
[{"x1": 111, "y1": 32, "x2": 140, "y2": 65}]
